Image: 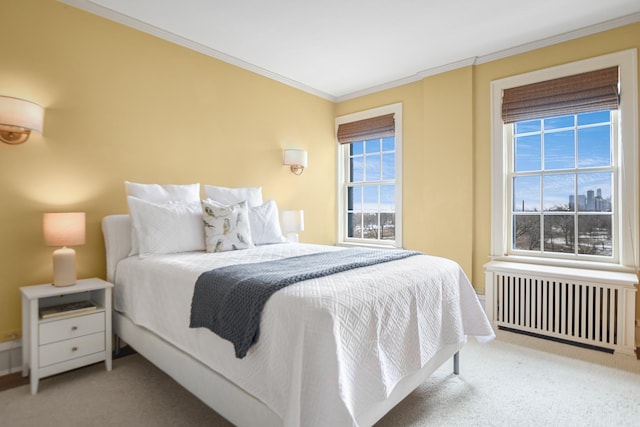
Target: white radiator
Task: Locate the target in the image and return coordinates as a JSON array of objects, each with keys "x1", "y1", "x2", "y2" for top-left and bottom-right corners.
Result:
[{"x1": 485, "y1": 261, "x2": 638, "y2": 356}]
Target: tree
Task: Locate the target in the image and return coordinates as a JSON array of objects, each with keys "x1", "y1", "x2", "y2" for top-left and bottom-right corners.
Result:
[{"x1": 514, "y1": 215, "x2": 540, "y2": 250}]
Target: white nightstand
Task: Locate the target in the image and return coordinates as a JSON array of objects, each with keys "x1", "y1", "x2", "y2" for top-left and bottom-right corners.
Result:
[{"x1": 20, "y1": 277, "x2": 113, "y2": 394}]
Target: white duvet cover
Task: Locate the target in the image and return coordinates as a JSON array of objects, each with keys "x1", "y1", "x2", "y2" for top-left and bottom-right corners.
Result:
[{"x1": 114, "y1": 243, "x2": 494, "y2": 426}]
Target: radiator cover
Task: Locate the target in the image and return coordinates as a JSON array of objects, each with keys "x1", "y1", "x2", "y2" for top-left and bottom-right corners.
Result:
[{"x1": 485, "y1": 261, "x2": 637, "y2": 356}]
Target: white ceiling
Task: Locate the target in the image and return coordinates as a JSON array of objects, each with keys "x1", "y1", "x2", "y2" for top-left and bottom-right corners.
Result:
[{"x1": 61, "y1": 0, "x2": 640, "y2": 101}]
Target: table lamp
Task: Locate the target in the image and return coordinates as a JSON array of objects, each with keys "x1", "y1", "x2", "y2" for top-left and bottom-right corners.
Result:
[
  {"x1": 43, "y1": 212, "x2": 86, "y2": 287},
  {"x1": 281, "y1": 209, "x2": 304, "y2": 243}
]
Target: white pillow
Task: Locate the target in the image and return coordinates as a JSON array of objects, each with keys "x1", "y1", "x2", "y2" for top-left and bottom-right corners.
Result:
[
  {"x1": 250, "y1": 200, "x2": 286, "y2": 245},
  {"x1": 127, "y1": 197, "x2": 205, "y2": 257},
  {"x1": 204, "y1": 185, "x2": 263, "y2": 207},
  {"x1": 125, "y1": 181, "x2": 201, "y2": 255},
  {"x1": 202, "y1": 199, "x2": 254, "y2": 252},
  {"x1": 125, "y1": 181, "x2": 200, "y2": 203}
]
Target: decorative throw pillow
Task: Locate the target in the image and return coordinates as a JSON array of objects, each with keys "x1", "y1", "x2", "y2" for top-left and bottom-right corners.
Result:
[
  {"x1": 249, "y1": 200, "x2": 286, "y2": 245},
  {"x1": 127, "y1": 197, "x2": 205, "y2": 257},
  {"x1": 202, "y1": 200, "x2": 254, "y2": 252},
  {"x1": 125, "y1": 181, "x2": 201, "y2": 255},
  {"x1": 204, "y1": 185, "x2": 263, "y2": 207}
]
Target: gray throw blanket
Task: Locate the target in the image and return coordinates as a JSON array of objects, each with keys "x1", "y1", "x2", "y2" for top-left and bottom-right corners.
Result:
[{"x1": 189, "y1": 247, "x2": 421, "y2": 358}]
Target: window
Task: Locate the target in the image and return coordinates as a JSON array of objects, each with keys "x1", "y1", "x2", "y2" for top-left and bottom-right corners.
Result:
[
  {"x1": 491, "y1": 50, "x2": 638, "y2": 269},
  {"x1": 336, "y1": 103, "x2": 402, "y2": 247},
  {"x1": 510, "y1": 110, "x2": 617, "y2": 259}
]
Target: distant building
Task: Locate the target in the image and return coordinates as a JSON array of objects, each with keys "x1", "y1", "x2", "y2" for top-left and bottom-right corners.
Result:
[
  {"x1": 569, "y1": 188, "x2": 611, "y2": 212},
  {"x1": 587, "y1": 190, "x2": 595, "y2": 211}
]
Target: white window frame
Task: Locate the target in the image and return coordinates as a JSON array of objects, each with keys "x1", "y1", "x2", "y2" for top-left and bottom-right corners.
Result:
[
  {"x1": 336, "y1": 103, "x2": 403, "y2": 248},
  {"x1": 490, "y1": 49, "x2": 638, "y2": 271}
]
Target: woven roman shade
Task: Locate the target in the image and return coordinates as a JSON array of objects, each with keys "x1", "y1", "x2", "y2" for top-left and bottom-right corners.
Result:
[
  {"x1": 337, "y1": 113, "x2": 395, "y2": 144},
  {"x1": 502, "y1": 66, "x2": 619, "y2": 123}
]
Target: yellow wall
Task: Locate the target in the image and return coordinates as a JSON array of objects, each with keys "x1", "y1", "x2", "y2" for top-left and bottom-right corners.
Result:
[
  {"x1": 337, "y1": 23, "x2": 640, "y2": 304},
  {"x1": 472, "y1": 23, "x2": 640, "y2": 315},
  {"x1": 472, "y1": 23, "x2": 640, "y2": 299},
  {"x1": 2, "y1": 0, "x2": 639, "y2": 342},
  {"x1": 336, "y1": 68, "x2": 475, "y2": 275},
  {"x1": 0, "y1": 0, "x2": 335, "y2": 341}
]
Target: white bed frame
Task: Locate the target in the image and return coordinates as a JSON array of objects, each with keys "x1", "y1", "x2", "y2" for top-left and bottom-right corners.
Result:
[{"x1": 103, "y1": 214, "x2": 462, "y2": 427}]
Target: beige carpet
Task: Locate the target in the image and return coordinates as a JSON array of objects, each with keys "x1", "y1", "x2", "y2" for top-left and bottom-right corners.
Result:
[{"x1": 2, "y1": 338, "x2": 639, "y2": 426}]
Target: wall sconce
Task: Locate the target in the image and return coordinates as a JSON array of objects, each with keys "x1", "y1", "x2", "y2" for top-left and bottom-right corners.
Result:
[
  {"x1": 43, "y1": 212, "x2": 86, "y2": 287},
  {"x1": 0, "y1": 96, "x2": 44, "y2": 145},
  {"x1": 283, "y1": 149, "x2": 308, "y2": 175},
  {"x1": 281, "y1": 209, "x2": 304, "y2": 242}
]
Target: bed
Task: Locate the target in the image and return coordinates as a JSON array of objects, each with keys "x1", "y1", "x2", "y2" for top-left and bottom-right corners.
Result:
[{"x1": 103, "y1": 213, "x2": 494, "y2": 427}]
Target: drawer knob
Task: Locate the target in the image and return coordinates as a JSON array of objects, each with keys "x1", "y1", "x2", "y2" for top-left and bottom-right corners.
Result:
[
  {"x1": 72, "y1": 346, "x2": 78, "y2": 352},
  {"x1": 71, "y1": 326, "x2": 78, "y2": 331}
]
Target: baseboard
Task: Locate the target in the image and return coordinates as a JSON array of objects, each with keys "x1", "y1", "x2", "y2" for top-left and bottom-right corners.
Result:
[{"x1": 0, "y1": 339, "x2": 22, "y2": 376}]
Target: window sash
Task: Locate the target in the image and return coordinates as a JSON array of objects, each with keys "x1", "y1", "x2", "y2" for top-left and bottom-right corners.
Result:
[
  {"x1": 507, "y1": 111, "x2": 619, "y2": 262},
  {"x1": 345, "y1": 142, "x2": 396, "y2": 243}
]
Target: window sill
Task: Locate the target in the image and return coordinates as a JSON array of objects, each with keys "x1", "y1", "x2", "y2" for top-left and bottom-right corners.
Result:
[
  {"x1": 337, "y1": 241, "x2": 400, "y2": 250},
  {"x1": 485, "y1": 258, "x2": 638, "y2": 287},
  {"x1": 488, "y1": 255, "x2": 637, "y2": 274}
]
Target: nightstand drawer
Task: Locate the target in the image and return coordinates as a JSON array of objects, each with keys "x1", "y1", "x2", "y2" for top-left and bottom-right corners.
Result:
[
  {"x1": 39, "y1": 312, "x2": 105, "y2": 345},
  {"x1": 39, "y1": 332, "x2": 105, "y2": 367}
]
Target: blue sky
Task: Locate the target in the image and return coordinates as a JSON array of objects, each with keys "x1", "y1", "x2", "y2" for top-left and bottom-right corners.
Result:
[
  {"x1": 512, "y1": 110, "x2": 612, "y2": 211},
  {"x1": 348, "y1": 111, "x2": 613, "y2": 215},
  {"x1": 349, "y1": 137, "x2": 396, "y2": 212}
]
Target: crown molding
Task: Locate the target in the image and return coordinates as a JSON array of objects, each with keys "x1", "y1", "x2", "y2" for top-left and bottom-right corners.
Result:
[
  {"x1": 335, "y1": 57, "x2": 478, "y2": 102},
  {"x1": 335, "y1": 74, "x2": 423, "y2": 103},
  {"x1": 337, "y1": 12, "x2": 640, "y2": 101},
  {"x1": 475, "y1": 12, "x2": 640, "y2": 65},
  {"x1": 417, "y1": 57, "x2": 478, "y2": 78},
  {"x1": 58, "y1": 0, "x2": 337, "y2": 101},
  {"x1": 59, "y1": 1, "x2": 640, "y2": 103}
]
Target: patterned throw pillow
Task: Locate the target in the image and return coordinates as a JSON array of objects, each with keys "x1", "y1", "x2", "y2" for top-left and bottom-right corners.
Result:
[{"x1": 202, "y1": 200, "x2": 254, "y2": 252}]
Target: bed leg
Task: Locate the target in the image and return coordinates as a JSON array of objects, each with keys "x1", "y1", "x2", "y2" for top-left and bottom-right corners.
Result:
[
  {"x1": 453, "y1": 351, "x2": 460, "y2": 375},
  {"x1": 114, "y1": 335, "x2": 121, "y2": 357}
]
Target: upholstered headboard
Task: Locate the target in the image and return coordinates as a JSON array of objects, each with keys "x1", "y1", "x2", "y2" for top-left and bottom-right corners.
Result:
[{"x1": 101, "y1": 214, "x2": 132, "y2": 283}]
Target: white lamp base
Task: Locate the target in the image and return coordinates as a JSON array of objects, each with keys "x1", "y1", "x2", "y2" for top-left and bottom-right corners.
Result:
[
  {"x1": 285, "y1": 233, "x2": 299, "y2": 243},
  {"x1": 52, "y1": 247, "x2": 77, "y2": 287}
]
